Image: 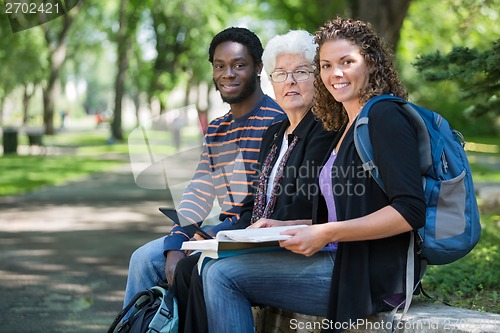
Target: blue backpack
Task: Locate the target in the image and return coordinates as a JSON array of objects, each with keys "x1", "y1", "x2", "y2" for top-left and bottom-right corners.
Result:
[
  {"x1": 354, "y1": 95, "x2": 481, "y2": 266},
  {"x1": 108, "y1": 285, "x2": 179, "y2": 333}
]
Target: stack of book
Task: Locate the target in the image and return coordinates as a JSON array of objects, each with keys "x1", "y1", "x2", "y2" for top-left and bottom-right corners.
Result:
[{"x1": 180, "y1": 225, "x2": 308, "y2": 272}]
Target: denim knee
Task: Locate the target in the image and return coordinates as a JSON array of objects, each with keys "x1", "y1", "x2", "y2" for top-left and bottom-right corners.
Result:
[
  {"x1": 128, "y1": 238, "x2": 166, "y2": 282},
  {"x1": 129, "y1": 245, "x2": 150, "y2": 269},
  {"x1": 204, "y1": 259, "x2": 232, "y2": 292}
]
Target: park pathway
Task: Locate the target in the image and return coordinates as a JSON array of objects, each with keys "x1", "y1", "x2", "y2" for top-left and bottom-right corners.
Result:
[{"x1": 0, "y1": 162, "x2": 172, "y2": 332}]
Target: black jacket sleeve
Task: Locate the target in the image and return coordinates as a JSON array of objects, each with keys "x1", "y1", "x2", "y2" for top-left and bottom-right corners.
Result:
[{"x1": 369, "y1": 101, "x2": 426, "y2": 230}]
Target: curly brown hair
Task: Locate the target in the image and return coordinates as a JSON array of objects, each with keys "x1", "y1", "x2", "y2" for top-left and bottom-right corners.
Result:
[{"x1": 312, "y1": 17, "x2": 408, "y2": 131}]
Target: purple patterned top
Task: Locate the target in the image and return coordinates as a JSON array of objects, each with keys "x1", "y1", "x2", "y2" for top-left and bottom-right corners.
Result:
[{"x1": 319, "y1": 150, "x2": 338, "y2": 252}]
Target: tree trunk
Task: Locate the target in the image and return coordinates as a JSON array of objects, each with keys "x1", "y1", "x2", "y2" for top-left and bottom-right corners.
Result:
[
  {"x1": 132, "y1": 91, "x2": 141, "y2": 128},
  {"x1": 22, "y1": 83, "x2": 35, "y2": 126},
  {"x1": 350, "y1": 0, "x2": 412, "y2": 52},
  {"x1": 112, "y1": 52, "x2": 128, "y2": 141},
  {"x1": 43, "y1": 72, "x2": 57, "y2": 134},
  {"x1": 22, "y1": 85, "x2": 30, "y2": 125},
  {"x1": 43, "y1": 40, "x2": 68, "y2": 134},
  {"x1": 111, "y1": 0, "x2": 131, "y2": 142},
  {"x1": 41, "y1": 6, "x2": 78, "y2": 135}
]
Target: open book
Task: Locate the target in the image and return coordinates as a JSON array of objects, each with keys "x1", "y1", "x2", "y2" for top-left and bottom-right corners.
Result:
[{"x1": 181, "y1": 225, "x2": 308, "y2": 272}]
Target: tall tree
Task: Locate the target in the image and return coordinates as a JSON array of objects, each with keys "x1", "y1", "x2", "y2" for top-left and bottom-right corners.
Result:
[
  {"x1": 126, "y1": 42, "x2": 151, "y2": 129},
  {"x1": 112, "y1": 0, "x2": 130, "y2": 141},
  {"x1": 259, "y1": 0, "x2": 412, "y2": 51},
  {"x1": 174, "y1": 0, "x2": 232, "y2": 131},
  {"x1": 349, "y1": 0, "x2": 412, "y2": 51},
  {"x1": 258, "y1": 0, "x2": 347, "y2": 32},
  {"x1": 148, "y1": 0, "x2": 192, "y2": 113},
  {"x1": 147, "y1": 0, "x2": 230, "y2": 113},
  {"x1": 112, "y1": 0, "x2": 148, "y2": 141},
  {"x1": 41, "y1": 3, "x2": 81, "y2": 134},
  {"x1": 0, "y1": 14, "x2": 46, "y2": 127}
]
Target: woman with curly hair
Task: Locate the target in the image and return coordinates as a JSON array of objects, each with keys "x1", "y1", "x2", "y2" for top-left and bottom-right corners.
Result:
[
  {"x1": 284, "y1": 17, "x2": 425, "y2": 331},
  {"x1": 312, "y1": 17, "x2": 408, "y2": 132},
  {"x1": 204, "y1": 17, "x2": 426, "y2": 333}
]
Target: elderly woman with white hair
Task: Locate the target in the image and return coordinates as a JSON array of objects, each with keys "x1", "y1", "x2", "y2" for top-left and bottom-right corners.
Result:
[{"x1": 202, "y1": 30, "x2": 342, "y2": 333}]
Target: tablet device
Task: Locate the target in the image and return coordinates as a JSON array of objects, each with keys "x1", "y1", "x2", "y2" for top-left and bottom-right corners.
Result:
[{"x1": 158, "y1": 207, "x2": 213, "y2": 239}]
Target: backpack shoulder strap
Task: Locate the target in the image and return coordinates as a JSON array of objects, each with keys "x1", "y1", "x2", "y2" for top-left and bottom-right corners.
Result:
[
  {"x1": 354, "y1": 95, "x2": 433, "y2": 189},
  {"x1": 400, "y1": 102, "x2": 432, "y2": 174},
  {"x1": 354, "y1": 95, "x2": 405, "y2": 192},
  {"x1": 148, "y1": 286, "x2": 178, "y2": 333}
]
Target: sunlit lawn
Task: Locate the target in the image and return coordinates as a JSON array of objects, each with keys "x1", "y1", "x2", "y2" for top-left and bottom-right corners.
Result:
[
  {"x1": 0, "y1": 127, "x2": 202, "y2": 196},
  {"x1": 470, "y1": 163, "x2": 500, "y2": 182},
  {"x1": 467, "y1": 136, "x2": 500, "y2": 182},
  {"x1": 0, "y1": 155, "x2": 124, "y2": 196}
]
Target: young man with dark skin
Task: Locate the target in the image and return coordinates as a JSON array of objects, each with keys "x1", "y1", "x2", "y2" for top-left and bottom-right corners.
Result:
[{"x1": 122, "y1": 27, "x2": 286, "y2": 332}]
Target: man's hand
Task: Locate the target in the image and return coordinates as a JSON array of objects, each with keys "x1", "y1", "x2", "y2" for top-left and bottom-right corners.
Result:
[
  {"x1": 165, "y1": 250, "x2": 186, "y2": 285},
  {"x1": 164, "y1": 230, "x2": 214, "y2": 284}
]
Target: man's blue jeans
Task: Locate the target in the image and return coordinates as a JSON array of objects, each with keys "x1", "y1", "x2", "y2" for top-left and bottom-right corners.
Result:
[
  {"x1": 203, "y1": 250, "x2": 335, "y2": 333},
  {"x1": 123, "y1": 237, "x2": 166, "y2": 307}
]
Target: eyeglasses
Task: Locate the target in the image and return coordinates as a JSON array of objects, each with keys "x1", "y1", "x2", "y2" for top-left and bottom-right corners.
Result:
[{"x1": 269, "y1": 70, "x2": 314, "y2": 83}]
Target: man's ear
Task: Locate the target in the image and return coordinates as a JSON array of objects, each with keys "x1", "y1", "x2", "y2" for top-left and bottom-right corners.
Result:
[{"x1": 256, "y1": 63, "x2": 264, "y2": 76}]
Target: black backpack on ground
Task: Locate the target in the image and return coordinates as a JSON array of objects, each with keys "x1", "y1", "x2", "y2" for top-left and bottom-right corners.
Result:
[{"x1": 108, "y1": 285, "x2": 178, "y2": 333}]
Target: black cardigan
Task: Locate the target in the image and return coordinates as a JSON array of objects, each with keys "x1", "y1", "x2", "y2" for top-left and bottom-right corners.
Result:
[
  {"x1": 314, "y1": 101, "x2": 426, "y2": 332},
  {"x1": 236, "y1": 110, "x2": 342, "y2": 227}
]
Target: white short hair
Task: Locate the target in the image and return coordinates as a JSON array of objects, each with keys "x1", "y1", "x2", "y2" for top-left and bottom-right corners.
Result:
[{"x1": 262, "y1": 30, "x2": 316, "y2": 78}]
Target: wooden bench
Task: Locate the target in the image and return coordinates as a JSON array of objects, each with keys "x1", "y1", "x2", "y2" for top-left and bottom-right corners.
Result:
[{"x1": 253, "y1": 301, "x2": 500, "y2": 332}]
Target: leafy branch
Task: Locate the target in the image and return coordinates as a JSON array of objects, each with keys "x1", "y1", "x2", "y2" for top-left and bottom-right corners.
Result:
[{"x1": 413, "y1": 39, "x2": 500, "y2": 117}]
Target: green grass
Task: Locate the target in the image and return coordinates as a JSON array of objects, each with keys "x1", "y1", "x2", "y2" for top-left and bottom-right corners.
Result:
[
  {"x1": 0, "y1": 127, "x2": 200, "y2": 196},
  {"x1": 469, "y1": 163, "x2": 500, "y2": 182},
  {"x1": 0, "y1": 130, "x2": 128, "y2": 196},
  {"x1": 0, "y1": 155, "x2": 124, "y2": 196}
]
